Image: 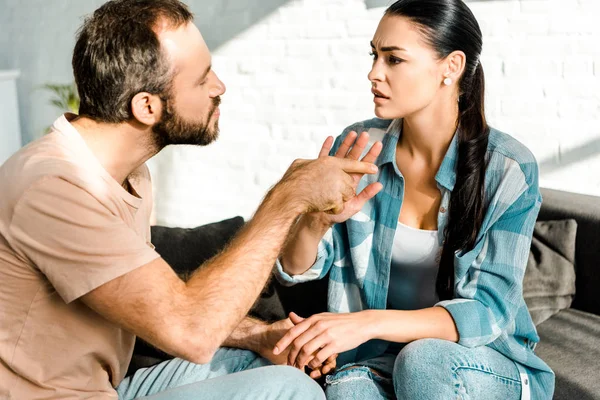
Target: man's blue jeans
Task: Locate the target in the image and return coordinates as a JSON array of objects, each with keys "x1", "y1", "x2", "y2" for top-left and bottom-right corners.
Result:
[
  {"x1": 117, "y1": 347, "x2": 325, "y2": 400},
  {"x1": 325, "y1": 339, "x2": 523, "y2": 400}
]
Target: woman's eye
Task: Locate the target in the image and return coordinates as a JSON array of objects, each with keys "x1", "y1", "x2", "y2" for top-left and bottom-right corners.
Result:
[
  {"x1": 389, "y1": 56, "x2": 404, "y2": 65},
  {"x1": 369, "y1": 51, "x2": 378, "y2": 60}
]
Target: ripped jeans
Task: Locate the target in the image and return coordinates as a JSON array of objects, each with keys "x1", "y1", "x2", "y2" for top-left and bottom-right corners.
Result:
[{"x1": 325, "y1": 339, "x2": 522, "y2": 400}]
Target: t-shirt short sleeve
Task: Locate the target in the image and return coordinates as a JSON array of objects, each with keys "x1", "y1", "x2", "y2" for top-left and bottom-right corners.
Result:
[{"x1": 9, "y1": 177, "x2": 161, "y2": 303}]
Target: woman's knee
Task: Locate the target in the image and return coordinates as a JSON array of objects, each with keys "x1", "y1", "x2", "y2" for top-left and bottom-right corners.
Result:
[{"x1": 393, "y1": 339, "x2": 459, "y2": 399}]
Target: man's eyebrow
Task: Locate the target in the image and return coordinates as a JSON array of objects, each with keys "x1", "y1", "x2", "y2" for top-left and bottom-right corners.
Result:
[
  {"x1": 199, "y1": 64, "x2": 211, "y2": 81},
  {"x1": 370, "y1": 41, "x2": 407, "y2": 52}
]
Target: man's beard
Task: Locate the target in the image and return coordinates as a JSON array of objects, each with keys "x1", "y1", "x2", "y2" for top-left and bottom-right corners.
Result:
[{"x1": 151, "y1": 96, "x2": 221, "y2": 151}]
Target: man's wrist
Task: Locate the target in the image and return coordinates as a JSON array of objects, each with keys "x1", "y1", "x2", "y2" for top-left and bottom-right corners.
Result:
[
  {"x1": 223, "y1": 317, "x2": 268, "y2": 354},
  {"x1": 302, "y1": 213, "x2": 333, "y2": 236}
]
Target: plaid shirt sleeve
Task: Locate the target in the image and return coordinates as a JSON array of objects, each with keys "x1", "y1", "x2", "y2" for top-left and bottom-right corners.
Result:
[
  {"x1": 274, "y1": 132, "x2": 351, "y2": 286},
  {"x1": 275, "y1": 227, "x2": 338, "y2": 286},
  {"x1": 436, "y1": 158, "x2": 542, "y2": 348}
]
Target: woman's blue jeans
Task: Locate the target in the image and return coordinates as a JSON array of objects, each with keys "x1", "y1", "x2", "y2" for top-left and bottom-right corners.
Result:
[{"x1": 324, "y1": 339, "x2": 523, "y2": 400}]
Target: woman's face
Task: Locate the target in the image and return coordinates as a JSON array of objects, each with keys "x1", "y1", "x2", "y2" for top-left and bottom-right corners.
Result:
[{"x1": 369, "y1": 15, "x2": 448, "y2": 120}]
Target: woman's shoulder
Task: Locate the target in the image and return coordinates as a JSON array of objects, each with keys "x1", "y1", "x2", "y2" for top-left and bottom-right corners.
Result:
[
  {"x1": 484, "y1": 127, "x2": 542, "y2": 215},
  {"x1": 487, "y1": 127, "x2": 540, "y2": 186},
  {"x1": 487, "y1": 127, "x2": 537, "y2": 165}
]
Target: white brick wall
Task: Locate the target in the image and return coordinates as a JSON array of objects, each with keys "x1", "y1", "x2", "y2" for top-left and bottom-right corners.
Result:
[{"x1": 150, "y1": 0, "x2": 600, "y2": 227}]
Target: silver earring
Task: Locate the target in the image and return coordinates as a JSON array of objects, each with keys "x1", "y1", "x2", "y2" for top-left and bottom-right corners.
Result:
[{"x1": 443, "y1": 77, "x2": 452, "y2": 86}]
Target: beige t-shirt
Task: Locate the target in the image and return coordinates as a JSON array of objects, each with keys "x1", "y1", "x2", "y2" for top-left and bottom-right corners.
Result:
[{"x1": 0, "y1": 114, "x2": 161, "y2": 399}]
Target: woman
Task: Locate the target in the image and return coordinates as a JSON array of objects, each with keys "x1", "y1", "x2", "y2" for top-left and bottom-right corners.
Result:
[{"x1": 273, "y1": 0, "x2": 555, "y2": 399}]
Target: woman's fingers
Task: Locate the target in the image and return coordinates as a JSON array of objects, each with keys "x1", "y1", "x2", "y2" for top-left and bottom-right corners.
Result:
[
  {"x1": 334, "y1": 131, "x2": 358, "y2": 158},
  {"x1": 287, "y1": 324, "x2": 327, "y2": 367},
  {"x1": 288, "y1": 311, "x2": 305, "y2": 325},
  {"x1": 361, "y1": 140, "x2": 383, "y2": 164},
  {"x1": 273, "y1": 318, "x2": 314, "y2": 355},
  {"x1": 308, "y1": 346, "x2": 337, "y2": 370},
  {"x1": 346, "y1": 182, "x2": 384, "y2": 212},
  {"x1": 346, "y1": 132, "x2": 370, "y2": 160},
  {"x1": 293, "y1": 334, "x2": 330, "y2": 369},
  {"x1": 318, "y1": 136, "x2": 335, "y2": 158}
]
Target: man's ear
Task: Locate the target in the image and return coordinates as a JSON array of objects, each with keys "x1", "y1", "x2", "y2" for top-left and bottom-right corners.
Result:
[{"x1": 130, "y1": 92, "x2": 163, "y2": 126}]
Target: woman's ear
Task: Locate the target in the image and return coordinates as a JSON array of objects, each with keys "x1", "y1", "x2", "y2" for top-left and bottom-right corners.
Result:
[
  {"x1": 441, "y1": 50, "x2": 467, "y2": 85},
  {"x1": 130, "y1": 92, "x2": 163, "y2": 126}
]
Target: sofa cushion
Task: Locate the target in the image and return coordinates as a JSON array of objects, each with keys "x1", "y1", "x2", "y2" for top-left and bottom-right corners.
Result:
[
  {"x1": 539, "y1": 188, "x2": 600, "y2": 316},
  {"x1": 149, "y1": 216, "x2": 245, "y2": 280},
  {"x1": 535, "y1": 309, "x2": 600, "y2": 400},
  {"x1": 523, "y1": 219, "x2": 577, "y2": 325}
]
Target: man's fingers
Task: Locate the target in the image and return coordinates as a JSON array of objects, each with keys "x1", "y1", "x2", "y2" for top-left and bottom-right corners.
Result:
[
  {"x1": 321, "y1": 361, "x2": 336, "y2": 375},
  {"x1": 324, "y1": 353, "x2": 337, "y2": 367},
  {"x1": 309, "y1": 369, "x2": 322, "y2": 379},
  {"x1": 334, "y1": 131, "x2": 357, "y2": 158},
  {"x1": 346, "y1": 132, "x2": 370, "y2": 160},
  {"x1": 360, "y1": 141, "x2": 383, "y2": 164},
  {"x1": 318, "y1": 136, "x2": 334, "y2": 158}
]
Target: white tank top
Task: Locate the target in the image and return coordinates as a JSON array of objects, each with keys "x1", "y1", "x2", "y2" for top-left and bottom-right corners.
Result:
[{"x1": 386, "y1": 221, "x2": 442, "y2": 311}]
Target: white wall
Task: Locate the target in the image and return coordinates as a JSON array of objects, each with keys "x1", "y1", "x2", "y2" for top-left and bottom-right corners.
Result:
[
  {"x1": 1, "y1": 0, "x2": 598, "y2": 227},
  {"x1": 150, "y1": 0, "x2": 600, "y2": 227}
]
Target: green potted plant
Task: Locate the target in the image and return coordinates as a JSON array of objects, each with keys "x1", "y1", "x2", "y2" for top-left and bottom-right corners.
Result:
[{"x1": 42, "y1": 83, "x2": 79, "y2": 114}]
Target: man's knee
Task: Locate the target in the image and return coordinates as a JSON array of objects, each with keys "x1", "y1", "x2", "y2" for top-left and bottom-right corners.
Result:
[{"x1": 268, "y1": 366, "x2": 325, "y2": 400}]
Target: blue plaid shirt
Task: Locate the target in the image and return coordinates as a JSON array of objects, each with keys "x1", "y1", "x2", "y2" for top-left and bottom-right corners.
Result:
[{"x1": 277, "y1": 118, "x2": 554, "y2": 400}]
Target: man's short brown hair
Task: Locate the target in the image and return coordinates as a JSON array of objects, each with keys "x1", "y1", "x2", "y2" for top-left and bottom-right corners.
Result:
[{"x1": 72, "y1": 0, "x2": 193, "y2": 123}]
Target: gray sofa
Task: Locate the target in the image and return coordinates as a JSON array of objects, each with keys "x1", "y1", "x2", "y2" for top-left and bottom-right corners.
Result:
[
  {"x1": 135, "y1": 187, "x2": 600, "y2": 399},
  {"x1": 532, "y1": 188, "x2": 600, "y2": 399}
]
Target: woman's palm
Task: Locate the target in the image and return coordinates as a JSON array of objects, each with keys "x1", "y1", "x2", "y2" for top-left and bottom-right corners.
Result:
[{"x1": 315, "y1": 131, "x2": 383, "y2": 225}]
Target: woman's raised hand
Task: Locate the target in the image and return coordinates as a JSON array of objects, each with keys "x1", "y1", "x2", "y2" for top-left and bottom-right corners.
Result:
[{"x1": 314, "y1": 131, "x2": 383, "y2": 224}]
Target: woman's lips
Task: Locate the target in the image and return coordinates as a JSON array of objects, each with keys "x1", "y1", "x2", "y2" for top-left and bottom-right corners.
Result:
[
  {"x1": 371, "y1": 88, "x2": 390, "y2": 104},
  {"x1": 373, "y1": 96, "x2": 389, "y2": 105}
]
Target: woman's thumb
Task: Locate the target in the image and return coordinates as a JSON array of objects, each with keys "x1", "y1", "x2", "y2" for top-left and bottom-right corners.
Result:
[{"x1": 289, "y1": 311, "x2": 305, "y2": 324}]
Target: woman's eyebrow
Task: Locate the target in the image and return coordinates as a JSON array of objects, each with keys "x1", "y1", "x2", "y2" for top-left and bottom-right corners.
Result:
[{"x1": 370, "y1": 41, "x2": 407, "y2": 52}]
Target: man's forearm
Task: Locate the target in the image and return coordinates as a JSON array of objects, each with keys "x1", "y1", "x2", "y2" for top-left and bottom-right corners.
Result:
[
  {"x1": 222, "y1": 317, "x2": 267, "y2": 354},
  {"x1": 181, "y1": 187, "x2": 301, "y2": 357}
]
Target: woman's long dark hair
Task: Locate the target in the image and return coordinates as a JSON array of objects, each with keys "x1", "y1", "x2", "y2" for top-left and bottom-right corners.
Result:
[{"x1": 385, "y1": 0, "x2": 490, "y2": 300}]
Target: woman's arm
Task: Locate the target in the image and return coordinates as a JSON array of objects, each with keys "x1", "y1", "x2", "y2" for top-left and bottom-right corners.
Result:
[
  {"x1": 273, "y1": 308, "x2": 458, "y2": 369},
  {"x1": 280, "y1": 214, "x2": 332, "y2": 276},
  {"x1": 363, "y1": 307, "x2": 459, "y2": 344},
  {"x1": 278, "y1": 132, "x2": 383, "y2": 277},
  {"x1": 276, "y1": 158, "x2": 542, "y2": 367}
]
